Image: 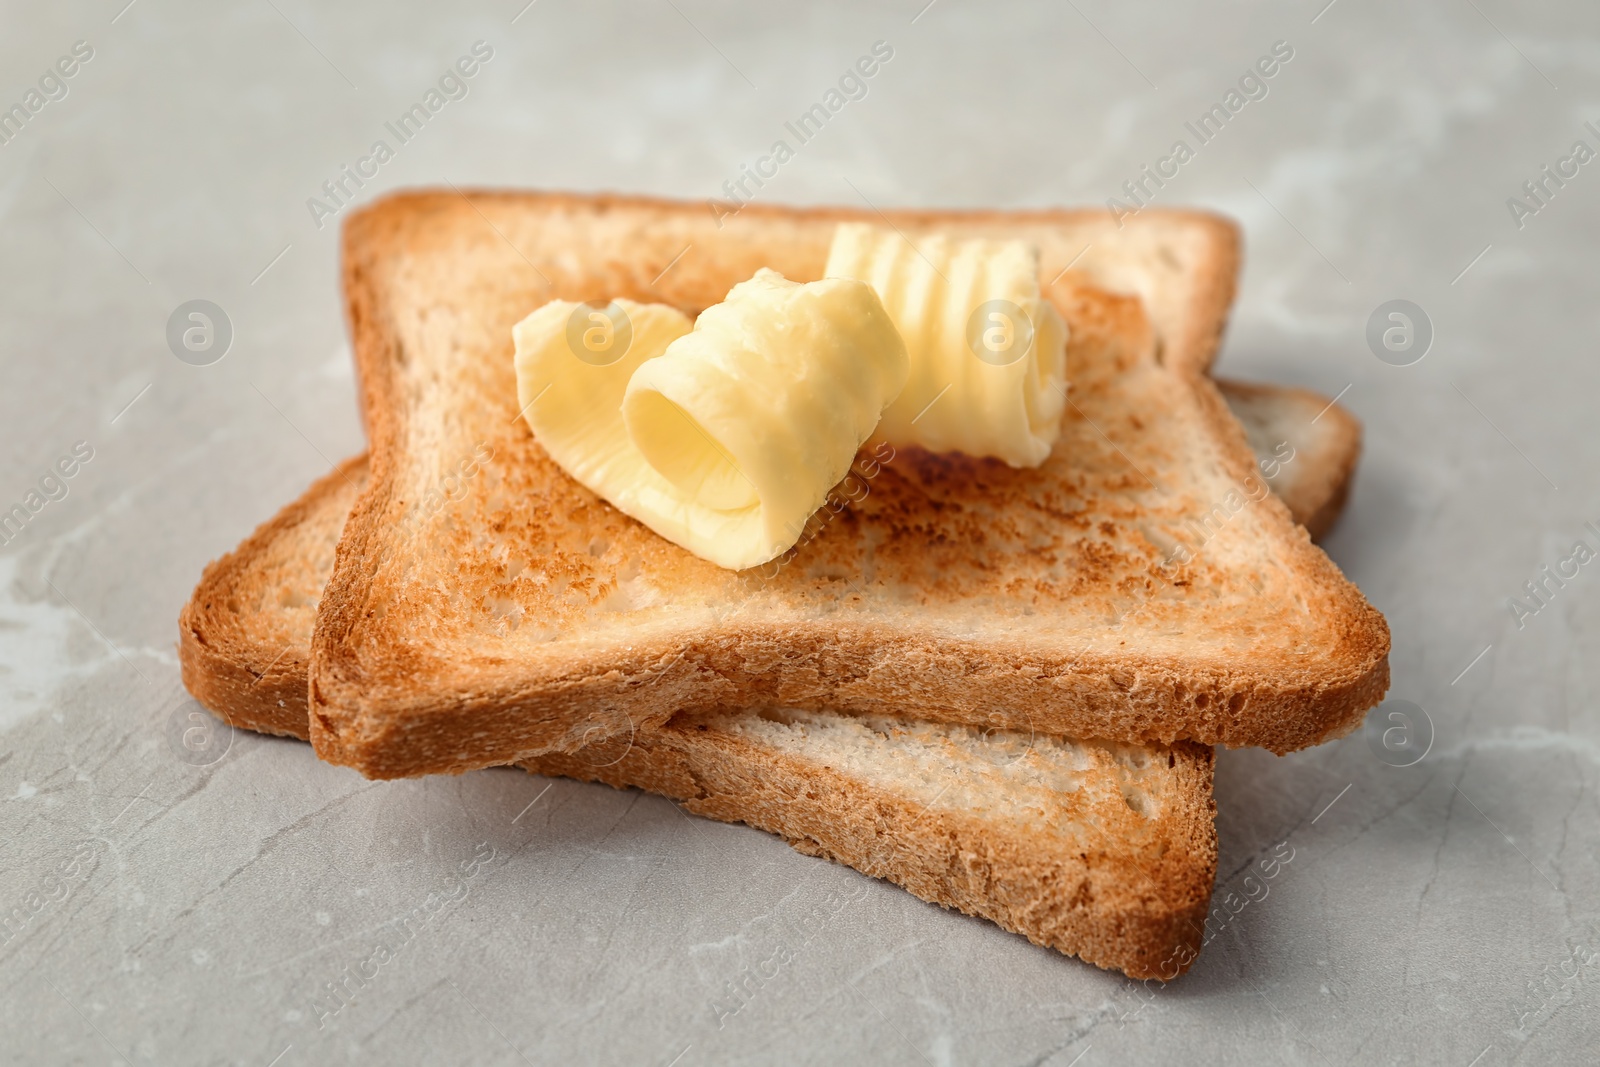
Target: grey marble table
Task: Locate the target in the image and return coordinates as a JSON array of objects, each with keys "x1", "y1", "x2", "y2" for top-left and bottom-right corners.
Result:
[{"x1": 2, "y1": 1, "x2": 1596, "y2": 1064}]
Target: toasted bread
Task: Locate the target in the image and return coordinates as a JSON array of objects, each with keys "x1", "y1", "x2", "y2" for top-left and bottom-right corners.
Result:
[
  {"x1": 181, "y1": 454, "x2": 370, "y2": 740},
  {"x1": 180, "y1": 380, "x2": 1356, "y2": 737},
  {"x1": 176, "y1": 380, "x2": 1351, "y2": 978},
  {"x1": 185, "y1": 458, "x2": 1216, "y2": 977},
  {"x1": 1219, "y1": 378, "x2": 1361, "y2": 541},
  {"x1": 308, "y1": 193, "x2": 1386, "y2": 776},
  {"x1": 183, "y1": 456, "x2": 1217, "y2": 980},
  {"x1": 528, "y1": 710, "x2": 1216, "y2": 980}
]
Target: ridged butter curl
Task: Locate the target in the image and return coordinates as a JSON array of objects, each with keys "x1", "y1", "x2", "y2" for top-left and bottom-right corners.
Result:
[
  {"x1": 824, "y1": 222, "x2": 1069, "y2": 468},
  {"x1": 512, "y1": 270, "x2": 907, "y2": 570}
]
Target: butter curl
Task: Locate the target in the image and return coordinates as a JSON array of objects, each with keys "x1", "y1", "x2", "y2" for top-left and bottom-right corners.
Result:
[
  {"x1": 825, "y1": 222, "x2": 1068, "y2": 468},
  {"x1": 512, "y1": 270, "x2": 907, "y2": 570}
]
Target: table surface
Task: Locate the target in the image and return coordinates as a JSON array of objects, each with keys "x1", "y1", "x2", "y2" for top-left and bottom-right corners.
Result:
[{"x1": 3, "y1": 2, "x2": 1597, "y2": 1064}]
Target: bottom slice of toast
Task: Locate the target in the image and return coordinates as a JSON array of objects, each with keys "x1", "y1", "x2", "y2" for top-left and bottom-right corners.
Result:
[
  {"x1": 1220, "y1": 378, "x2": 1361, "y2": 540},
  {"x1": 178, "y1": 382, "x2": 1359, "y2": 978},
  {"x1": 530, "y1": 709, "x2": 1216, "y2": 980},
  {"x1": 180, "y1": 456, "x2": 1215, "y2": 977}
]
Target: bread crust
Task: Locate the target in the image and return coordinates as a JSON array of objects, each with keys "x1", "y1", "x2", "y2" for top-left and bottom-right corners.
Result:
[
  {"x1": 182, "y1": 377, "x2": 1353, "y2": 745},
  {"x1": 524, "y1": 717, "x2": 1217, "y2": 981},
  {"x1": 179, "y1": 456, "x2": 368, "y2": 739},
  {"x1": 310, "y1": 191, "x2": 1387, "y2": 777},
  {"x1": 175, "y1": 379, "x2": 1349, "y2": 981},
  {"x1": 1215, "y1": 378, "x2": 1363, "y2": 541},
  {"x1": 180, "y1": 456, "x2": 1223, "y2": 979}
]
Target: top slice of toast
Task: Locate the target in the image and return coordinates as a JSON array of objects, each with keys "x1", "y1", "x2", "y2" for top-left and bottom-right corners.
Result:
[
  {"x1": 312, "y1": 192, "x2": 1389, "y2": 777},
  {"x1": 182, "y1": 380, "x2": 1357, "y2": 742}
]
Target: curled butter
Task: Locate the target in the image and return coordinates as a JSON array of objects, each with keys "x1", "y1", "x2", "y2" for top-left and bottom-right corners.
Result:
[
  {"x1": 512, "y1": 270, "x2": 907, "y2": 570},
  {"x1": 823, "y1": 222, "x2": 1069, "y2": 468}
]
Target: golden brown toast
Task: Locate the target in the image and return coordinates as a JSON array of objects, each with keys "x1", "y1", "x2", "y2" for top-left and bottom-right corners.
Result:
[
  {"x1": 528, "y1": 710, "x2": 1216, "y2": 981},
  {"x1": 311, "y1": 192, "x2": 1388, "y2": 777},
  {"x1": 1219, "y1": 378, "x2": 1362, "y2": 540},
  {"x1": 180, "y1": 380, "x2": 1357, "y2": 738},
  {"x1": 176, "y1": 380, "x2": 1353, "y2": 979}
]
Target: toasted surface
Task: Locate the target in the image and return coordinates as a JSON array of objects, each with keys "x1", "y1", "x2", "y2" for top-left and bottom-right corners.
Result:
[
  {"x1": 175, "y1": 381, "x2": 1346, "y2": 980},
  {"x1": 526, "y1": 711, "x2": 1216, "y2": 980},
  {"x1": 1218, "y1": 378, "x2": 1362, "y2": 541},
  {"x1": 179, "y1": 456, "x2": 368, "y2": 738},
  {"x1": 178, "y1": 383, "x2": 1353, "y2": 743},
  {"x1": 179, "y1": 464, "x2": 1240, "y2": 981},
  {"x1": 312, "y1": 191, "x2": 1388, "y2": 776},
  {"x1": 184, "y1": 469, "x2": 1216, "y2": 977}
]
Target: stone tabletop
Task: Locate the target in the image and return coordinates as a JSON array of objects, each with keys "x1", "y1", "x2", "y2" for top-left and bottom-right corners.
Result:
[{"x1": 2, "y1": 1, "x2": 1597, "y2": 1064}]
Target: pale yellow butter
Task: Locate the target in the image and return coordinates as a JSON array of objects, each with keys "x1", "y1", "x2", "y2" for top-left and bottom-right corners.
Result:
[
  {"x1": 824, "y1": 222, "x2": 1068, "y2": 468},
  {"x1": 512, "y1": 270, "x2": 907, "y2": 570}
]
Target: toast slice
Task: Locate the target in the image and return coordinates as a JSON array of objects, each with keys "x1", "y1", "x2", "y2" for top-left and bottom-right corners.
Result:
[
  {"x1": 528, "y1": 711, "x2": 1216, "y2": 980},
  {"x1": 176, "y1": 381, "x2": 1350, "y2": 978},
  {"x1": 180, "y1": 381, "x2": 1357, "y2": 737},
  {"x1": 1219, "y1": 378, "x2": 1361, "y2": 541},
  {"x1": 183, "y1": 459, "x2": 1216, "y2": 979},
  {"x1": 313, "y1": 192, "x2": 1389, "y2": 776}
]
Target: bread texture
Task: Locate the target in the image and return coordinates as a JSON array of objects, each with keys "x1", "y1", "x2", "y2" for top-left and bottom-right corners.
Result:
[
  {"x1": 528, "y1": 710, "x2": 1216, "y2": 980},
  {"x1": 179, "y1": 455, "x2": 368, "y2": 739},
  {"x1": 179, "y1": 381, "x2": 1355, "y2": 742},
  {"x1": 1219, "y1": 378, "x2": 1362, "y2": 541},
  {"x1": 312, "y1": 192, "x2": 1389, "y2": 776},
  {"x1": 175, "y1": 380, "x2": 1350, "y2": 979}
]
